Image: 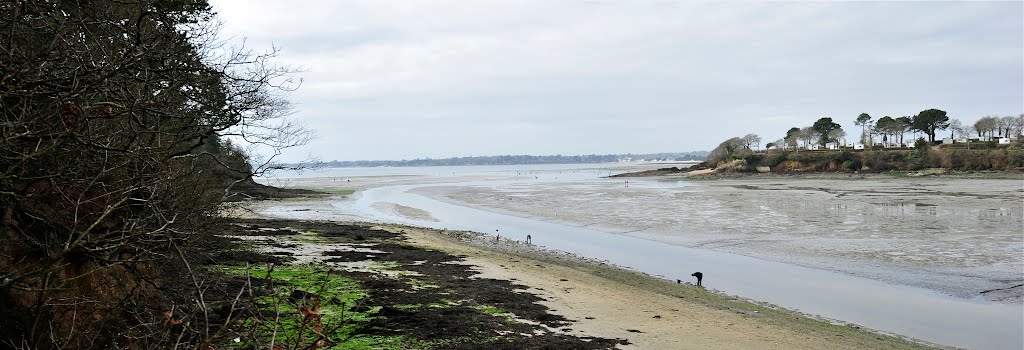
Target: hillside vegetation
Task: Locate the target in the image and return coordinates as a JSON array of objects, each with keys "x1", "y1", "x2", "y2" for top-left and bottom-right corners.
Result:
[
  {"x1": 0, "y1": 1, "x2": 308, "y2": 348},
  {"x1": 702, "y1": 138, "x2": 1024, "y2": 173}
]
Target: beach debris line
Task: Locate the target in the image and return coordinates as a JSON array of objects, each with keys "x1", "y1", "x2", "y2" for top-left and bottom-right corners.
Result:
[{"x1": 226, "y1": 218, "x2": 631, "y2": 349}]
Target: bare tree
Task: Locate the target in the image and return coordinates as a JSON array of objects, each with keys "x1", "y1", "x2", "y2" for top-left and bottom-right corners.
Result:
[
  {"x1": 742, "y1": 133, "x2": 762, "y2": 151},
  {"x1": 997, "y1": 115, "x2": 1024, "y2": 139},
  {"x1": 998, "y1": 116, "x2": 1016, "y2": 138},
  {"x1": 974, "y1": 116, "x2": 999, "y2": 138},
  {"x1": 867, "y1": 124, "x2": 879, "y2": 146},
  {"x1": 973, "y1": 118, "x2": 986, "y2": 138},
  {"x1": 799, "y1": 127, "x2": 817, "y2": 149},
  {"x1": 949, "y1": 119, "x2": 966, "y2": 139},
  {"x1": 0, "y1": 1, "x2": 310, "y2": 348},
  {"x1": 785, "y1": 134, "x2": 799, "y2": 151},
  {"x1": 1014, "y1": 114, "x2": 1024, "y2": 138},
  {"x1": 771, "y1": 138, "x2": 786, "y2": 150}
]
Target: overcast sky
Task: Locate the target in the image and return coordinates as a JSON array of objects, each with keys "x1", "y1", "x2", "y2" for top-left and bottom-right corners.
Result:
[{"x1": 209, "y1": 0, "x2": 1023, "y2": 162}]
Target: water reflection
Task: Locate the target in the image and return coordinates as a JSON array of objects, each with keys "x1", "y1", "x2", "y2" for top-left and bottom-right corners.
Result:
[
  {"x1": 258, "y1": 165, "x2": 1023, "y2": 349},
  {"x1": 331, "y1": 181, "x2": 1024, "y2": 350}
]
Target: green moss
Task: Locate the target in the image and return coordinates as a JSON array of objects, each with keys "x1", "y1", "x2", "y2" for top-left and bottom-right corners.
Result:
[
  {"x1": 219, "y1": 265, "x2": 386, "y2": 348},
  {"x1": 418, "y1": 336, "x2": 495, "y2": 348},
  {"x1": 333, "y1": 335, "x2": 422, "y2": 350},
  {"x1": 472, "y1": 305, "x2": 514, "y2": 321}
]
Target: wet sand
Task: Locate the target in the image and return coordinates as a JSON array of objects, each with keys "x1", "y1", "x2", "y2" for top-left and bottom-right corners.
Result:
[
  {"x1": 229, "y1": 207, "x2": 936, "y2": 349},
  {"x1": 399, "y1": 225, "x2": 937, "y2": 350},
  {"x1": 424, "y1": 177, "x2": 1023, "y2": 303},
  {"x1": 254, "y1": 165, "x2": 1023, "y2": 348}
]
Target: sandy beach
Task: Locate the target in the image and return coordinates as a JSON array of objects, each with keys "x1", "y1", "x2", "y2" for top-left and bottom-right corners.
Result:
[
  {"x1": 252, "y1": 164, "x2": 1022, "y2": 348},
  {"x1": 232, "y1": 200, "x2": 936, "y2": 349},
  {"x1": 396, "y1": 225, "x2": 936, "y2": 350}
]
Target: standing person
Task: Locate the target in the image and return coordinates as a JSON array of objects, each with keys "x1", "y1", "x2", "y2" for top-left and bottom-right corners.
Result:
[
  {"x1": 495, "y1": 229, "x2": 500, "y2": 242},
  {"x1": 526, "y1": 234, "x2": 532, "y2": 244}
]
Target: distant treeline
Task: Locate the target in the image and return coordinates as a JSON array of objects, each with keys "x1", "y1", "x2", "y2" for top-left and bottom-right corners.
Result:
[
  {"x1": 726, "y1": 142, "x2": 1024, "y2": 172},
  {"x1": 314, "y1": 152, "x2": 708, "y2": 168}
]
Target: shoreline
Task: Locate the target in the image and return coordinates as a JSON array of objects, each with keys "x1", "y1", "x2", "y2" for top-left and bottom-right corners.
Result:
[
  {"x1": 380, "y1": 222, "x2": 943, "y2": 349},
  {"x1": 411, "y1": 176, "x2": 1022, "y2": 305},
  {"x1": 235, "y1": 202, "x2": 941, "y2": 349},
  {"x1": 239, "y1": 169, "x2": 1022, "y2": 348},
  {"x1": 610, "y1": 167, "x2": 1024, "y2": 180}
]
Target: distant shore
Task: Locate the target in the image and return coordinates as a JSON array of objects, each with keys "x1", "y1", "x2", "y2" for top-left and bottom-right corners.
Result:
[{"x1": 611, "y1": 166, "x2": 1024, "y2": 180}]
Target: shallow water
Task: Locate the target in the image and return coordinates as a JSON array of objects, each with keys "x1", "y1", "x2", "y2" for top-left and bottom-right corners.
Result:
[{"x1": 259, "y1": 164, "x2": 1024, "y2": 349}]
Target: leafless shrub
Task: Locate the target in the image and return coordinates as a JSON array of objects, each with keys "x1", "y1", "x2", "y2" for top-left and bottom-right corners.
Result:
[{"x1": 0, "y1": 1, "x2": 309, "y2": 348}]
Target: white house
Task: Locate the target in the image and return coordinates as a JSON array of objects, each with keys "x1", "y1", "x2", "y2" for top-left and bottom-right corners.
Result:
[
  {"x1": 853, "y1": 143, "x2": 865, "y2": 150},
  {"x1": 998, "y1": 138, "x2": 1011, "y2": 144},
  {"x1": 942, "y1": 138, "x2": 954, "y2": 145}
]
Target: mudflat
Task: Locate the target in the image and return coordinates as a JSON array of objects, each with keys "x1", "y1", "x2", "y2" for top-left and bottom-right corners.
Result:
[
  {"x1": 251, "y1": 166, "x2": 1022, "y2": 348},
  {"x1": 228, "y1": 213, "x2": 936, "y2": 349},
  {"x1": 423, "y1": 176, "x2": 1023, "y2": 302}
]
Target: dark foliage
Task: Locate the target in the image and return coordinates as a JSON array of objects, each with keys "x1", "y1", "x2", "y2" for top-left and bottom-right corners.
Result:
[
  {"x1": 0, "y1": 1, "x2": 304, "y2": 348},
  {"x1": 913, "y1": 109, "x2": 950, "y2": 143}
]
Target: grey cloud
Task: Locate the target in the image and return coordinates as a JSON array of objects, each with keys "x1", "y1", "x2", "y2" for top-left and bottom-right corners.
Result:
[{"x1": 210, "y1": 0, "x2": 1023, "y2": 161}]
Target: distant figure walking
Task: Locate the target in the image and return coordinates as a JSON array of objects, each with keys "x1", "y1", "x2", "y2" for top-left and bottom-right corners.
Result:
[
  {"x1": 526, "y1": 234, "x2": 532, "y2": 244},
  {"x1": 691, "y1": 272, "x2": 703, "y2": 287},
  {"x1": 495, "y1": 229, "x2": 500, "y2": 242}
]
